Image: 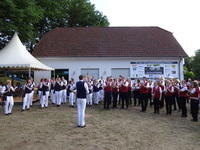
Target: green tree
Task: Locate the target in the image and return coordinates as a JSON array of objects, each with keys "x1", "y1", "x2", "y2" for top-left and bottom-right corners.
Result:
[
  {"x1": 191, "y1": 49, "x2": 200, "y2": 79},
  {"x1": 0, "y1": 0, "x2": 43, "y2": 49},
  {"x1": 184, "y1": 56, "x2": 193, "y2": 72},
  {"x1": 66, "y1": 0, "x2": 109, "y2": 27},
  {"x1": 34, "y1": 0, "x2": 68, "y2": 39},
  {"x1": 0, "y1": 0, "x2": 109, "y2": 51},
  {"x1": 184, "y1": 66, "x2": 195, "y2": 80}
]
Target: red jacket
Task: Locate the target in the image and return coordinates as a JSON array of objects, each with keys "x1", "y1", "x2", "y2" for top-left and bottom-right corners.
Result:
[
  {"x1": 179, "y1": 90, "x2": 188, "y2": 97},
  {"x1": 140, "y1": 85, "x2": 148, "y2": 94},
  {"x1": 121, "y1": 85, "x2": 129, "y2": 93},
  {"x1": 104, "y1": 85, "x2": 112, "y2": 92},
  {"x1": 165, "y1": 86, "x2": 174, "y2": 96},
  {"x1": 112, "y1": 87, "x2": 118, "y2": 93},
  {"x1": 153, "y1": 86, "x2": 161, "y2": 99}
]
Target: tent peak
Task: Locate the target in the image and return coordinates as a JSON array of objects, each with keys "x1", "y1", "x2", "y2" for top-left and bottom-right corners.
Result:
[{"x1": 0, "y1": 33, "x2": 54, "y2": 71}]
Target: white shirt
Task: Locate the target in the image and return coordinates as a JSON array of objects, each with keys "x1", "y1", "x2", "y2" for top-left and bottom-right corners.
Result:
[
  {"x1": 190, "y1": 88, "x2": 199, "y2": 99},
  {"x1": 190, "y1": 88, "x2": 196, "y2": 94},
  {"x1": 63, "y1": 80, "x2": 67, "y2": 86},
  {"x1": 145, "y1": 82, "x2": 150, "y2": 88},
  {"x1": 0, "y1": 85, "x2": 6, "y2": 94},
  {"x1": 167, "y1": 85, "x2": 174, "y2": 93},
  {"x1": 135, "y1": 83, "x2": 140, "y2": 89},
  {"x1": 123, "y1": 81, "x2": 129, "y2": 87},
  {"x1": 180, "y1": 86, "x2": 188, "y2": 92}
]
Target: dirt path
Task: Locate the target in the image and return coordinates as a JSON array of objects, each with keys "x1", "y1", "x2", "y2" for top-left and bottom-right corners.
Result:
[{"x1": 0, "y1": 104, "x2": 199, "y2": 150}]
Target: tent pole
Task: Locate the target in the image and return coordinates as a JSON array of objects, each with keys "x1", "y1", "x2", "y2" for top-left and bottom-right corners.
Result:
[{"x1": 28, "y1": 67, "x2": 31, "y2": 78}]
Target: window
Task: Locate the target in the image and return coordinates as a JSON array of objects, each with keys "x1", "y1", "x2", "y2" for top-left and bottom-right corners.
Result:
[{"x1": 81, "y1": 68, "x2": 99, "y2": 79}]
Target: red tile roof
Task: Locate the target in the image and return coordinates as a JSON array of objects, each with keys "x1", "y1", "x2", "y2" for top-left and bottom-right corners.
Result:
[{"x1": 32, "y1": 27, "x2": 187, "y2": 57}]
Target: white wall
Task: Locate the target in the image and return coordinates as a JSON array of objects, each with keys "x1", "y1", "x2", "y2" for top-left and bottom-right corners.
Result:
[{"x1": 34, "y1": 57, "x2": 183, "y2": 83}]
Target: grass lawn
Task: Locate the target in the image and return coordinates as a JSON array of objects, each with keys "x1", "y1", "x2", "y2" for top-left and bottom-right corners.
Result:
[{"x1": 0, "y1": 103, "x2": 199, "y2": 150}]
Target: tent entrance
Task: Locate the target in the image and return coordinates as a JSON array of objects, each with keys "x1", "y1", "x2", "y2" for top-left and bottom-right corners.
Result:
[{"x1": 51, "y1": 69, "x2": 69, "y2": 81}]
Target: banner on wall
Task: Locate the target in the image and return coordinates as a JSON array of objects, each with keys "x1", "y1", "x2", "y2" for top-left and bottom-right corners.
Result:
[{"x1": 130, "y1": 62, "x2": 179, "y2": 79}]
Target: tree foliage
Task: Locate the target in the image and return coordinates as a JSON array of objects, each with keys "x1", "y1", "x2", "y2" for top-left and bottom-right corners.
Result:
[
  {"x1": 184, "y1": 57, "x2": 193, "y2": 72},
  {"x1": 0, "y1": 0, "x2": 109, "y2": 51},
  {"x1": 184, "y1": 66, "x2": 195, "y2": 80},
  {"x1": 66, "y1": 0, "x2": 109, "y2": 27},
  {"x1": 184, "y1": 49, "x2": 200, "y2": 80},
  {"x1": 0, "y1": 0, "x2": 43, "y2": 49},
  {"x1": 191, "y1": 49, "x2": 200, "y2": 79}
]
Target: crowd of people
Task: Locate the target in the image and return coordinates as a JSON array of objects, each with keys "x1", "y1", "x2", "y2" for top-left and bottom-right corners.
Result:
[{"x1": 0, "y1": 75, "x2": 200, "y2": 123}]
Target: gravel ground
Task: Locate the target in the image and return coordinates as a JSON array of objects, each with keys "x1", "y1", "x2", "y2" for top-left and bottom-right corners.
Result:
[{"x1": 0, "y1": 103, "x2": 199, "y2": 150}]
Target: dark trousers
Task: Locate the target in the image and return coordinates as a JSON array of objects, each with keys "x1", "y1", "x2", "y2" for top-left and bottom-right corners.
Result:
[
  {"x1": 175, "y1": 95, "x2": 181, "y2": 111},
  {"x1": 133, "y1": 90, "x2": 140, "y2": 106},
  {"x1": 153, "y1": 98, "x2": 160, "y2": 114},
  {"x1": 121, "y1": 92, "x2": 129, "y2": 109},
  {"x1": 148, "y1": 93, "x2": 153, "y2": 107},
  {"x1": 128, "y1": 91, "x2": 132, "y2": 105},
  {"x1": 172, "y1": 95, "x2": 177, "y2": 110},
  {"x1": 160, "y1": 94, "x2": 165, "y2": 108},
  {"x1": 165, "y1": 95, "x2": 173, "y2": 115},
  {"x1": 112, "y1": 92, "x2": 118, "y2": 108},
  {"x1": 190, "y1": 99, "x2": 199, "y2": 121},
  {"x1": 149, "y1": 95, "x2": 153, "y2": 106},
  {"x1": 104, "y1": 92, "x2": 112, "y2": 109},
  {"x1": 180, "y1": 96, "x2": 187, "y2": 117},
  {"x1": 140, "y1": 93, "x2": 148, "y2": 112},
  {"x1": 118, "y1": 92, "x2": 122, "y2": 105}
]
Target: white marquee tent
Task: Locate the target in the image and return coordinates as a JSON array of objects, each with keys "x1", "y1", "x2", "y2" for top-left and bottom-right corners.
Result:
[{"x1": 0, "y1": 33, "x2": 54, "y2": 76}]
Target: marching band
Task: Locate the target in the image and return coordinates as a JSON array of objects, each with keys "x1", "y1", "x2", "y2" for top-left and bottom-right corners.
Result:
[{"x1": 0, "y1": 75, "x2": 199, "y2": 122}]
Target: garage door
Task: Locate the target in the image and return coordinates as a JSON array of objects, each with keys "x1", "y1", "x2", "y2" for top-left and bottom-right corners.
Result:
[
  {"x1": 81, "y1": 68, "x2": 99, "y2": 79},
  {"x1": 111, "y1": 68, "x2": 130, "y2": 78}
]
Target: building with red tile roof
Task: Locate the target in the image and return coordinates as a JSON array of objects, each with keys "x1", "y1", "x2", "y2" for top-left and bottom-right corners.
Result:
[{"x1": 33, "y1": 27, "x2": 187, "y2": 81}]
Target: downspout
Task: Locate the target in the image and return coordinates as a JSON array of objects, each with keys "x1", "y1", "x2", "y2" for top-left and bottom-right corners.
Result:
[{"x1": 178, "y1": 58, "x2": 180, "y2": 80}]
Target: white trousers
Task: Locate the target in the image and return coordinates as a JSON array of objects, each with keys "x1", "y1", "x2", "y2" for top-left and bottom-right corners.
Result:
[
  {"x1": 87, "y1": 94, "x2": 93, "y2": 105},
  {"x1": 50, "y1": 90, "x2": 55, "y2": 104},
  {"x1": 45, "y1": 91, "x2": 49, "y2": 107},
  {"x1": 23, "y1": 93, "x2": 31, "y2": 110},
  {"x1": 62, "y1": 89, "x2": 67, "y2": 103},
  {"x1": 4, "y1": 96, "x2": 14, "y2": 114},
  {"x1": 69, "y1": 92, "x2": 75, "y2": 106},
  {"x1": 77, "y1": 98, "x2": 86, "y2": 126},
  {"x1": 93, "y1": 92, "x2": 100, "y2": 104},
  {"x1": 41, "y1": 91, "x2": 49, "y2": 108},
  {"x1": 30, "y1": 91, "x2": 34, "y2": 106},
  {"x1": 99, "y1": 90, "x2": 104, "y2": 101},
  {"x1": 38, "y1": 91, "x2": 42, "y2": 105},
  {"x1": 55, "y1": 91, "x2": 62, "y2": 105}
]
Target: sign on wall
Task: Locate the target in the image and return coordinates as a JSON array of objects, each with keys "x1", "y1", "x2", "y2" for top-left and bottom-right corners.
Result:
[{"x1": 130, "y1": 62, "x2": 179, "y2": 79}]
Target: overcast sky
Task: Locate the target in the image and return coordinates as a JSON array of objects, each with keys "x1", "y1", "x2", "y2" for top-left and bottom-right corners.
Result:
[{"x1": 90, "y1": 0, "x2": 200, "y2": 56}]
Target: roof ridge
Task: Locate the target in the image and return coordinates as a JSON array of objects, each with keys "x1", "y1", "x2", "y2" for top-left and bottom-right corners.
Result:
[
  {"x1": 47, "y1": 26, "x2": 173, "y2": 34},
  {"x1": 53, "y1": 26, "x2": 162, "y2": 29}
]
